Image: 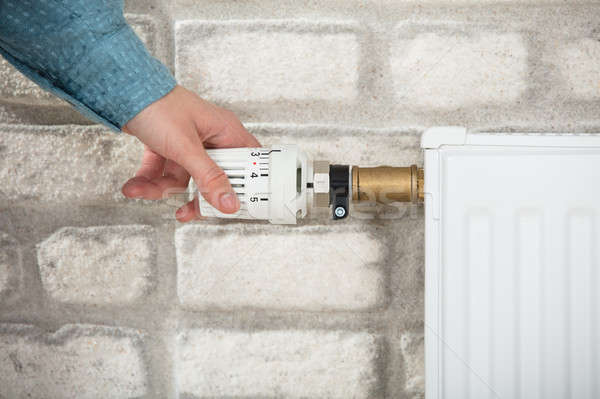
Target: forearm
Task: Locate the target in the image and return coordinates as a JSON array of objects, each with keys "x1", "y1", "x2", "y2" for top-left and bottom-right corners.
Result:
[{"x1": 0, "y1": 0, "x2": 176, "y2": 130}]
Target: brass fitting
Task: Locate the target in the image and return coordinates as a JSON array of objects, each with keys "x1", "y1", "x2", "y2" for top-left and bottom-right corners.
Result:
[
  {"x1": 352, "y1": 165, "x2": 424, "y2": 204},
  {"x1": 417, "y1": 167, "x2": 424, "y2": 202}
]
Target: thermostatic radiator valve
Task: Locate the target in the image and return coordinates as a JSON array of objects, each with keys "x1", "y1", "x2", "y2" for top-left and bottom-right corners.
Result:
[
  {"x1": 199, "y1": 146, "x2": 308, "y2": 224},
  {"x1": 197, "y1": 145, "x2": 423, "y2": 224}
]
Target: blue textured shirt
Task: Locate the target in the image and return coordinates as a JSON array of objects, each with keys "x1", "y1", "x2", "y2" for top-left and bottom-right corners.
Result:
[{"x1": 0, "y1": 0, "x2": 177, "y2": 131}]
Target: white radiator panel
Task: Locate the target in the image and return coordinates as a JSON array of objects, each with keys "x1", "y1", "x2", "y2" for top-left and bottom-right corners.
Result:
[{"x1": 423, "y1": 128, "x2": 600, "y2": 399}]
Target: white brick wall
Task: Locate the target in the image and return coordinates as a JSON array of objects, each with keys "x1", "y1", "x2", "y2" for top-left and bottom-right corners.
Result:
[
  {"x1": 126, "y1": 14, "x2": 159, "y2": 56},
  {"x1": 176, "y1": 329, "x2": 380, "y2": 398},
  {"x1": 0, "y1": 324, "x2": 147, "y2": 399},
  {"x1": 401, "y1": 331, "x2": 425, "y2": 399},
  {"x1": 0, "y1": 57, "x2": 56, "y2": 105},
  {"x1": 0, "y1": 232, "x2": 19, "y2": 300},
  {"x1": 392, "y1": 30, "x2": 527, "y2": 108},
  {"x1": 248, "y1": 123, "x2": 422, "y2": 166},
  {"x1": 37, "y1": 226, "x2": 155, "y2": 305},
  {"x1": 1, "y1": 1, "x2": 599, "y2": 398},
  {"x1": 175, "y1": 20, "x2": 360, "y2": 103},
  {"x1": 552, "y1": 38, "x2": 600, "y2": 100},
  {"x1": 0, "y1": 124, "x2": 142, "y2": 203},
  {"x1": 176, "y1": 225, "x2": 385, "y2": 310}
]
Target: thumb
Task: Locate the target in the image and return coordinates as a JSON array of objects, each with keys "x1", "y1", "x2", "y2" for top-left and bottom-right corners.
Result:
[{"x1": 176, "y1": 143, "x2": 240, "y2": 214}]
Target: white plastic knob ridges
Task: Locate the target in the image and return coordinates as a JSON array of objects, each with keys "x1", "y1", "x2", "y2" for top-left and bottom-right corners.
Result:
[{"x1": 198, "y1": 145, "x2": 310, "y2": 224}]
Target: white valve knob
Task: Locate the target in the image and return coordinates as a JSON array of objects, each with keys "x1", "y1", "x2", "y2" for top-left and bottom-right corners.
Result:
[{"x1": 197, "y1": 145, "x2": 309, "y2": 224}]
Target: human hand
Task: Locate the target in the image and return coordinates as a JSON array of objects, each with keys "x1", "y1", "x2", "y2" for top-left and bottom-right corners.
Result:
[{"x1": 121, "y1": 85, "x2": 260, "y2": 222}]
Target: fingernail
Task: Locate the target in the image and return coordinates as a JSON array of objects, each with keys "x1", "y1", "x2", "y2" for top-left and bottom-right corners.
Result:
[{"x1": 219, "y1": 192, "x2": 239, "y2": 212}]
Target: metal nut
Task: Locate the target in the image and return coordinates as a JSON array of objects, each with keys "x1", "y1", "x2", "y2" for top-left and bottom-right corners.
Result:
[
  {"x1": 312, "y1": 160, "x2": 330, "y2": 207},
  {"x1": 312, "y1": 161, "x2": 330, "y2": 194}
]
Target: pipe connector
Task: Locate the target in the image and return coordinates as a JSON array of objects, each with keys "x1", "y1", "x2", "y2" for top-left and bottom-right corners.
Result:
[{"x1": 352, "y1": 165, "x2": 424, "y2": 205}]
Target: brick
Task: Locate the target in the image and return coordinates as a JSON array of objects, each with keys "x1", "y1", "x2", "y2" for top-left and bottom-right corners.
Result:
[
  {"x1": 0, "y1": 324, "x2": 147, "y2": 399},
  {"x1": 37, "y1": 226, "x2": 155, "y2": 305},
  {"x1": 0, "y1": 232, "x2": 19, "y2": 300},
  {"x1": 0, "y1": 58, "x2": 55, "y2": 104},
  {"x1": 175, "y1": 225, "x2": 385, "y2": 311},
  {"x1": 0, "y1": 14, "x2": 157, "y2": 105},
  {"x1": 391, "y1": 30, "x2": 527, "y2": 108},
  {"x1": 400, "y1": 331, "x2": 425, "y2": 398},
  {"x1": 0, "y1": 124, "x2": 143, "y2": 203},
  {"x1": 552, "y1": 38, "x2": 600, "y2": 100},
  {"x1": 176, "y1": 329, "x2": 380, "y2": 398},
  {"x1": 247, "y1": 123, "x2": 422, "y2": 166},
  {"x1": 125, "y1": 14, "x2": 157, "y2": 55},
  {"x1": 175, "y1": 20, "x2": 360, "y2": 103}
]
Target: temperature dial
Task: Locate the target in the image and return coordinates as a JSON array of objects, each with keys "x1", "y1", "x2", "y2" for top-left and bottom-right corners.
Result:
[{"x1": 198, "y1": 145, "x2": 309, "y2": 224}]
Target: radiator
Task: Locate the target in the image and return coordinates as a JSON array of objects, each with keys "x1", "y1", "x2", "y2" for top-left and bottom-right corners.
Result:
[{"x1": 423, "y1": 127, "x2": 600, "y2": 399}]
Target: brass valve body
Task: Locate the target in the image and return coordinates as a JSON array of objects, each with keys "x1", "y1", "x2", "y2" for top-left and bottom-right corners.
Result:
[{"x1": 352, "y1": 165, "x2": 424, "y2": 204}]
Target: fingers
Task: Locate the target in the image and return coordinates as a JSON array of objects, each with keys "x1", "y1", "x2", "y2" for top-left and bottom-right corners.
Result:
[
  {"x1": 122, "y1": 169, "x2": 190, "y2": 201},
  {"x1": 174, "y1": 141, "x2": 240, "y2": 214},
  {"x1": 122, "y1": 147, "x2": 165, "y2": 198},
  {"x1": 163, "y1": 159, "x2": 190, "y2": 183},
  {"x1": 122, "y1": 176, "x2": 158, "y2": 199},
  {"x1": 154, "y1": 160, "x2": 191, "y2": 199},
  {"x1": 122, "y1": 148, "x2": 191, "y2": 200},
  {"x1": 136, "y1": 147, "x2": 166, "y2": 179},
  {"x1": 176, "y1": 197, "x2": 201, "y2": 223}
]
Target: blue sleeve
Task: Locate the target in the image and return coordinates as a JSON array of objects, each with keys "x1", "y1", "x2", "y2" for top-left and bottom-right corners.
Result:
[{"x1": 0, "y1": 0, "x2": 177, "y2": 131}]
